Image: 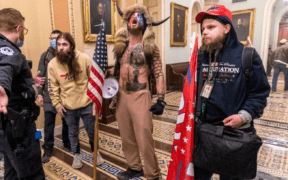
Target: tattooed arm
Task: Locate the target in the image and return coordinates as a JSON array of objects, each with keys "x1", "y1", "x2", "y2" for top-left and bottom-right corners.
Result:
[{"x1": 153, "y1": 45, "x2": 165, "y2": 100}]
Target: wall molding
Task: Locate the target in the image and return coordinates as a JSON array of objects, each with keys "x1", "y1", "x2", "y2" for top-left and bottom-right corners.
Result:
[
  {"x1": 49, "y1": 0, "x2": 55, "y2": 31},
  {"x1": 49, "y1": 0, "x2": 75, "y2": 38},
  {"x1": 188, "y1": 0, "x2": 204, "y2": 54},
  {"x1": 68, "y1": 0, "x2": 75, "y2": 38},
  {"x1": 162, "y1": 0, "x2": 166, "y2": 70},
  {"x1": 261, "y1": 0, "x2": 277, "y2": 70}
]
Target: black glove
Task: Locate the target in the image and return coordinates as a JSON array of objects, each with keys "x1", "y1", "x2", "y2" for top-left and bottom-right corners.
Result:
[{"x1": 149, "y1": 99, "x2": 166, "y2": 115}]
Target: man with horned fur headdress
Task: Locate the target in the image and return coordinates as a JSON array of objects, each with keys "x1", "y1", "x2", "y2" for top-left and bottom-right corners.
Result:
[{"x1": 108, "y1": 3, "x2": 169, "y2": 180}]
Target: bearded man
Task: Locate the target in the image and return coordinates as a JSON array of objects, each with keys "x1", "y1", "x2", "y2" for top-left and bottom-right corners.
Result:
[
  {"x1": 109, "y1": 4, "x2": 169, "y2": 180},
  {"x1": 47, "y1": 32, "x2": 104, "y2": 169},
  {"x1": 37, "y1": 30, "x2": 72, "y2": 164},
  {"x1": 193, "y1": 5, "x2": 270, "y2": 180}
]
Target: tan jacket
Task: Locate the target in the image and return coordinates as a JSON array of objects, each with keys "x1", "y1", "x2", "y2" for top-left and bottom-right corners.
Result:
[{"x1": 48, "y1": 50, "x2": 92, "y2": 110}]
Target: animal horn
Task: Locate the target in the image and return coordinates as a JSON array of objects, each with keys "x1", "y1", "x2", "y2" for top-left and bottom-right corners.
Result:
[
  {"x1": 152, "y1": 16, "x2": 170, "y2": 26},
  {"x1": 116, "y1": 3, "x2": 123, "y2": 17}
]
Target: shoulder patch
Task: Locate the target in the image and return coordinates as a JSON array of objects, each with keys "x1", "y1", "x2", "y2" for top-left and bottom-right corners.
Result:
[{"x1": 0, "y1": 47, "x2": 14, "y2": 56}]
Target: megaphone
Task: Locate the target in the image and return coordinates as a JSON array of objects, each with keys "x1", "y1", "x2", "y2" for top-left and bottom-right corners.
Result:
[{"x1": 102, "y1": 78, "x2": 119, "y2": 99}]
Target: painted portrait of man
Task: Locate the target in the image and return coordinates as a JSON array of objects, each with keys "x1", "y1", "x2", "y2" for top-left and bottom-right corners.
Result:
[
  {"x1": 232, "y1": 13, "x2": 250, "y2": 41},
  {"x1": 173, "y1": 8, "x2": 185, "y2": 43},
  {"x1": 90, "y1": 0, "x2": 112, "y2": 35}
]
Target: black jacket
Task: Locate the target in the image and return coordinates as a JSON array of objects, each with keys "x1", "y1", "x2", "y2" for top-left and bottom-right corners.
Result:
[
  {"x1": 197, "y1": 21, "x2": 270, "y2": 125},
  {"x1": 0, "y1": 34, "x2": 36, "y2": 111},
  {"x1": 37, "y1": 47, "x2": 55, "y2": 101},
  {"x1": 37, "y1": 46, "x2": 57, "y2": 112}
]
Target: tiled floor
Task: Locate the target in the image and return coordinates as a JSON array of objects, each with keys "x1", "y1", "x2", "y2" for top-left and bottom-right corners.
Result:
[{"x1": 42, "y1": 155, "x2": 92, "y2": 180}]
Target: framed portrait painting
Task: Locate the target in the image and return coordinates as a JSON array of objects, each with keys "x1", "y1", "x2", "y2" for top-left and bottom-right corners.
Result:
[
  {"x1": 170, "y1": 3, "x2": 188, "y2": 47},
  {"x1": 83, "y1": 0, "x2": 116, "y2": 42},
  {"x1": 232, "y1": 8, "x2": 255, "y2": 44}
]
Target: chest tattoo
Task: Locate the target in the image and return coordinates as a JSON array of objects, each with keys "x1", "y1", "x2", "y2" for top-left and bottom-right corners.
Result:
[
  {"x1": 130, "y1": 45, "x2": 145, "y2": 68},
  {"x1": 126, "y1": 44, "x2": 147, "y2": 91}
]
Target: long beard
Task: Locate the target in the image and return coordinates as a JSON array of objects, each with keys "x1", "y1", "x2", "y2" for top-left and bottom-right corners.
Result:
[
  {"x1": 56, "y1": 49, "x2": 74, "y2": 65},
  {"x1": 200, "y1": 34, "x2": 225, "y2": 52},
  {"x1": 128, "y1": 25, "x2": 144, "y2": 36}
]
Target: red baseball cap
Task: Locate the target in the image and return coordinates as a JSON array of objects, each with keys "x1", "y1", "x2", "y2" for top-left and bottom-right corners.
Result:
[{"x1": 195, "y1": 5, "x2": 232, "y2": 23}]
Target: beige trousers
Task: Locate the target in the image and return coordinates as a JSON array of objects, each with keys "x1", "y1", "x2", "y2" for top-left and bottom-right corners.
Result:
[{"x1": 115, "y1": 90, "x2": 160, "y2": 179}]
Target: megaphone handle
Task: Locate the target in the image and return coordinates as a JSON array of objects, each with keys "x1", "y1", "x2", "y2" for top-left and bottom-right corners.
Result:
[{"x1": 109, "y1": 97, "x2": 117, "y2": 109}]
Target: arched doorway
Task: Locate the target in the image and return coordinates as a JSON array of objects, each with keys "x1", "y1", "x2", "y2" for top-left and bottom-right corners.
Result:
[
  {"x1": 261, "y1": 0, "x2": 278, "y2": 69},
  {"x1": 188, "y1": 0, "x2": 204, "y2": 53},
  {"x1": 191, "y1": 2, "x2": 201, "y2": 45},
  {"x1": 277, "y1": 11, "x2": 288, "y2": 47}
]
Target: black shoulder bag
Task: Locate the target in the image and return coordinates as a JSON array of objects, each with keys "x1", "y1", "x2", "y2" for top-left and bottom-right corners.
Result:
[{"x1": 193, "y1": 47, "x2": 262, "y2": 179}]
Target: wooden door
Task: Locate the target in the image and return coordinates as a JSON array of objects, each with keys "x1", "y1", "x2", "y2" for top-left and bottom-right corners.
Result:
[{"x1": 278, "y1": 23, "x2": 288, "y2": 47}]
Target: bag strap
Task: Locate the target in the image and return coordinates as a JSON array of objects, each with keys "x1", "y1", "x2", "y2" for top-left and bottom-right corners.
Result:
[
  {"x1": 43, "y1": 50, "x2": 50, "y2": 76},
  {"x1": 242, "y1": 47, "x2": 255, "y2": 78},
  {"x1": 195, "y1": 64, "x2": 204, "y2": 121}
]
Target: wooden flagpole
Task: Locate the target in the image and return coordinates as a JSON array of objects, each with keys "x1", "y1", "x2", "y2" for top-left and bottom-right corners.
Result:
[{"x1": 93, "y1": 113, "x2": 99, "y2": 180}]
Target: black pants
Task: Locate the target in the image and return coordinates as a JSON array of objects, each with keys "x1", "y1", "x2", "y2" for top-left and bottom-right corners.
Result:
[
  {"x1": 42, "y1": 111, "x2": 70, "y2": 155},
  {"x1": 0, "y1": 121, "x2": 45, "y2": 180}
]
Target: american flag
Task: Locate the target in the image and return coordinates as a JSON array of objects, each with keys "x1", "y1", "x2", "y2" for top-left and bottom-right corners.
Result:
[
  {"x1": 87, "y1": 25, "x2": 108, "y2": 115},
  {"x1": 167, "y1": 34, "x2": 198, "y2": 180}
]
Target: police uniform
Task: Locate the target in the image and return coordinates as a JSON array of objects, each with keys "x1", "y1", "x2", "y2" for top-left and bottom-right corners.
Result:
[{"x1": 0, "y1": 34, "x2": 45, "y2": 179}]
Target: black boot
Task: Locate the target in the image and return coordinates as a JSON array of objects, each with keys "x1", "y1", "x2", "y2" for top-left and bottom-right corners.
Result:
[
  {"x1": 63, "y1": 142, "x2": 71, "y2": 152},
  {"x1": 116, "y1": 168, "x2": 144, "y2": 180},
  {"x1": 148, "y1": 176, "x2": 162, "y2": 180},
  {"x1": 41, "y1": 149, "x2": 53, "y2": 163}
]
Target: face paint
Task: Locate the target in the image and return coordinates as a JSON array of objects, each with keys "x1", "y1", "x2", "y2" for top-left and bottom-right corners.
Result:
[{"x1": 128, "y1": 13, "x2": 145, "y2": 28}]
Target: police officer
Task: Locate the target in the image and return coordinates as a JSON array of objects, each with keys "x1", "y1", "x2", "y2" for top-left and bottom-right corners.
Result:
[{"x1": 0, "y1": 8, "x2": 45, "y2": 179}]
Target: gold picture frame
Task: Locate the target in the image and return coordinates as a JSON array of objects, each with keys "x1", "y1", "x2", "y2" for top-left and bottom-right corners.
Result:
[
  {"x1": 232, "y1": 8, "x2": 255, "y2": 44},
  {"x1": 83, "y1": 0, "x2": 116, "y2": 42},
  {"x1": 170, "y1": 2, "x2": 188, "y2": 47}
]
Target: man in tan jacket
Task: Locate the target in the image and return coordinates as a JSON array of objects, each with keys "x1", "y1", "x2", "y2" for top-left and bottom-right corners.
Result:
[{"x1": 48, "y1": 32, "x2": 104, "y2": 169}]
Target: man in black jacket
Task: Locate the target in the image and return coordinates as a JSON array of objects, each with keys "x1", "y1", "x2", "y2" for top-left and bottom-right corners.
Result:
[
  {"x1": 37, "y1": 30, "x2": 71, "y2": 163},
  {"x1": 194, "y1": 5, "x2": 270, "y2": 180},
  {"x1": 0, "y1": 8, "x2": 45, "y2": 179}
]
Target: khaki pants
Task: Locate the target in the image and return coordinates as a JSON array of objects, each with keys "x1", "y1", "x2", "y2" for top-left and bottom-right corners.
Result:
[{"x1": 115, "y1": 90, "x2": 160, "y2": 179}]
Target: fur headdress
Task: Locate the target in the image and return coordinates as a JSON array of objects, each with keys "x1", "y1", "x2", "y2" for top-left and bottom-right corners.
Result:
[{"x1": 114, "y1": 4, "x2": 169, "y2": 59}]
